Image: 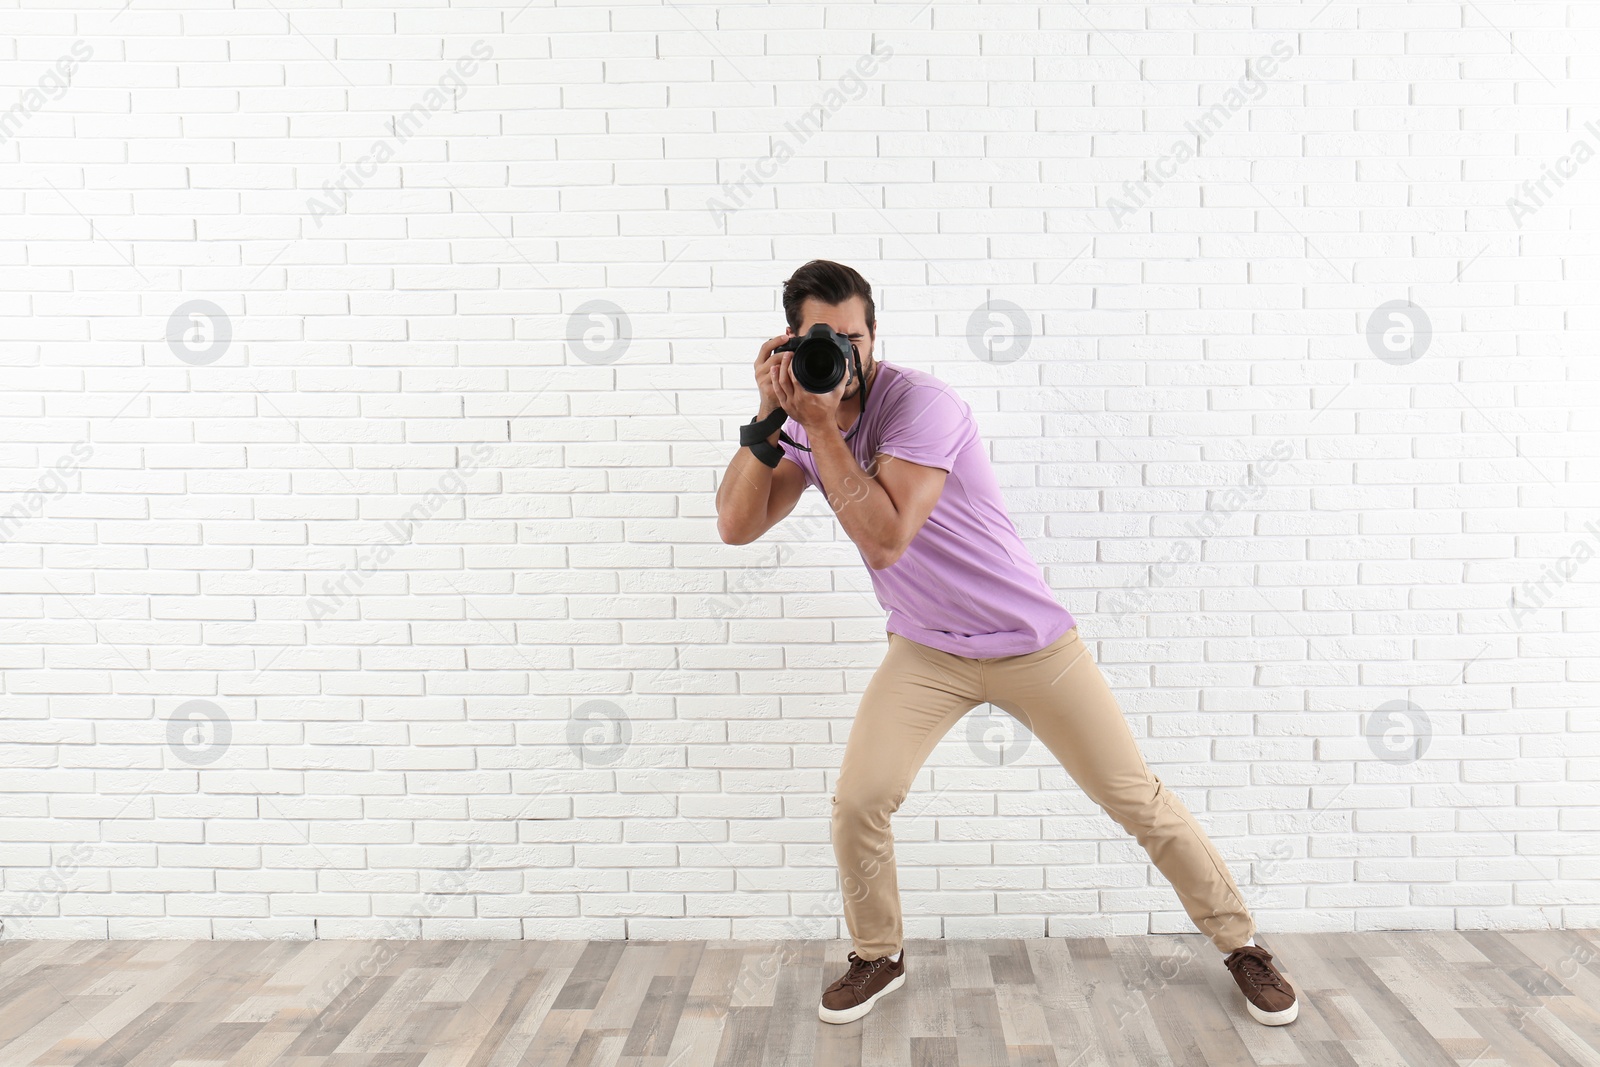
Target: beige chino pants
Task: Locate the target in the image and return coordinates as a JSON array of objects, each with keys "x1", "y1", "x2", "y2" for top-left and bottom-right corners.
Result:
[{"x1": 830, "y1": 625, "x2": 1256, "y2": 961}]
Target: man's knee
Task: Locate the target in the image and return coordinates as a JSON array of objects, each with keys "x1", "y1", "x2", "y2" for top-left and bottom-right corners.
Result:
[
  {"x1": 832, "y1": 782, "x2": 901, "y2": 901},
  {"x1": 831, "y1": 780, "x2": 902, "y2": 829},
  {"x1": 1095, "y1": 773, "x2": 1169, "y2": 832}
]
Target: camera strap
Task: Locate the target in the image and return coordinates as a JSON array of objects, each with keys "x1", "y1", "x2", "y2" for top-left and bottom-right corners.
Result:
[
  {"x1": 740, "y1": 406, "x2": 792, "y2": 448},
  {"x1": 740, "y1": 408, "x2": 793, "y2": 468}
]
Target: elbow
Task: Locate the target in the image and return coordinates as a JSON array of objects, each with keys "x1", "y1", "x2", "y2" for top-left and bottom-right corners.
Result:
[
  {"x1": 867, "y1": 523, "x2": 920, "y2": 569},
  {"x1": 718, "y1": 516, "x2": 754, "y2": 546},
  {"x1": 865, "y1": 539, "x2": 906, "y2": 571},
  {"x1": 715, "y1": 497, "x2": 750, "y2": 545}
]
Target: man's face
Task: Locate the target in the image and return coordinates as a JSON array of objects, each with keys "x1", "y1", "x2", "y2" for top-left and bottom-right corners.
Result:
[{"x1": 793, "y1": 295, "x2": 874, "y2": 400}]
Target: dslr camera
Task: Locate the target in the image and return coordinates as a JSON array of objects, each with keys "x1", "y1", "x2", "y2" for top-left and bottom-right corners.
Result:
[
  {"x1": 773, "y1": 322, "x2": 861, "y2": 393},
  {"x1": 739, "y1": 322, "x2": 869, "y2": 465}
]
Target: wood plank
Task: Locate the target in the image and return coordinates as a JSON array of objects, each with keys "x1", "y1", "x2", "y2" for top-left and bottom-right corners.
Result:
[{"x1": 0, "y1": 933, "x2": 1593, "y2": 1066}]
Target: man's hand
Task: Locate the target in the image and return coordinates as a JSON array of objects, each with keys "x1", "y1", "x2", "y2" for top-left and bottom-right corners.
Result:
[
  {"x1": 754, "y1": 331, "x2": 792, "y2": 417},
  {"x1": 770, "y1": 350, "x2": 847, "y2": 431}
]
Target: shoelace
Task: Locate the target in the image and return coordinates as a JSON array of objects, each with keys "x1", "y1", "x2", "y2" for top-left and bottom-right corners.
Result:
[
  {"x1": 840, "y1": 951, "x2": 888, "y2": 988},
  {"x1": 1231, "y1": 950, "x2": 1286, "y2": 991}
]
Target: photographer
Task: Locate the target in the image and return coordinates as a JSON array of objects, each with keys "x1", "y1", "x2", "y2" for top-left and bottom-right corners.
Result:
[{"x1": 714, "y1": 259, "x2": 1297, "y2": 1029}]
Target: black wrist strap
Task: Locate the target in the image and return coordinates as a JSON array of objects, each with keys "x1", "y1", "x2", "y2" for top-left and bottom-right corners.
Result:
[
  {"x1": 750, "y1": 441, "x2": 782, "y2": 467},
  {"x1": 740, "y1": 408, "x2": 809, "y2": 468},
  {"x1": 740, "y1": 407, "x2": 787, "y2": 447}
]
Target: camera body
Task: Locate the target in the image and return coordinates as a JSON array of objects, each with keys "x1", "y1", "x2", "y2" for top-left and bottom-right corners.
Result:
[{"x1": 774, "y1": 322, "x2": 859, "y2": 394}]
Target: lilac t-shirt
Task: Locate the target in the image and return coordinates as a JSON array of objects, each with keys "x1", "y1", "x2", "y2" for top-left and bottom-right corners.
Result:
[{"x1": 777, "y1": 360, "x2": 1076, "y2": 659}]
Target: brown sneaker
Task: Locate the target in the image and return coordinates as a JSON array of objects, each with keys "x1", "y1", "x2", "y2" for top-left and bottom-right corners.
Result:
[
  {"x1": 818, "y1": 949, "x2": 906, "y2": 1024},
  {"x1": 1223, "y1": 944, "x2": 1299, "y2": 1025}
]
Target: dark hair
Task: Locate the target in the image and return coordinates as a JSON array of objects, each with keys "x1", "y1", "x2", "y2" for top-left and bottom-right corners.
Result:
[{"x1": 781, "y1": 259, "x2": 876, "y2": 339}]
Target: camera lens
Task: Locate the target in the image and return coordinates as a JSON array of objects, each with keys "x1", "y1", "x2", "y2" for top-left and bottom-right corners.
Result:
[
  {"x1": 789, "y1": 324, "x2": 851, "y2": 393},
  {"x1": 794, "y1": 340, "x2": 845, "y2": 393}
]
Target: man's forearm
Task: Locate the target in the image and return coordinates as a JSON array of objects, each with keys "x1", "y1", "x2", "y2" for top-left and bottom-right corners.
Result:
[
  {"x1": 805, "y1": 425, "x2": 899, "y2": 566},
  {"x1": 715, "y1": 401, "x2": 784, "y2": 541}
]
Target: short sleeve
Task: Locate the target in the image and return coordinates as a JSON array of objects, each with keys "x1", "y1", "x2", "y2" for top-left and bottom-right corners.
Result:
[{"x1": 875, "y1": 386, "x2": 969, "y2": 473}]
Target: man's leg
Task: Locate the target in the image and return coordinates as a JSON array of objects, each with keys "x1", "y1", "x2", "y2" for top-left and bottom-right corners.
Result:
[
  {"x1": 982, "y1": 626, "x2": 1256, "y2": 953},
  {"x1": 831, "y1": 632, "x2": 984, "y2": 961}
]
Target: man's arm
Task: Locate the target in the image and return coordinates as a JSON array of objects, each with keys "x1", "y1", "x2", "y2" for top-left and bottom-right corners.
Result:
[
  {"x1": 716, "y1": 444, "x2": 808, "y2": 545},
  {"x1": 717, "y1": 332, "x2": 807, "y2": 546},
  {"x1": 806, "y1": 429, "x2": 947, "y2": 570}
]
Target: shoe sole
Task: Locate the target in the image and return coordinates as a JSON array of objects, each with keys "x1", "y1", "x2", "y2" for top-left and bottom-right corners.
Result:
[
  {"x1": 817, "y1": 972, "x2": 905, "y2": 1024},
  {"x1": 1245, "y1": 997, "x2": 1299, "y2": 1026}
]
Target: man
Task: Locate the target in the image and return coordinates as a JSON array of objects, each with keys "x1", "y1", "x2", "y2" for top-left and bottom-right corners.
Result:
[{"x1": 714, "y1": 259, "x2": 1299, "y2": 1028}]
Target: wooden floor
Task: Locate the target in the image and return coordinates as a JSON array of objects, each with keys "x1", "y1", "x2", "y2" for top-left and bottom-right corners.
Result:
[{"x1": 1, "y1": 930, "x2": 1597, "y2": 1066}]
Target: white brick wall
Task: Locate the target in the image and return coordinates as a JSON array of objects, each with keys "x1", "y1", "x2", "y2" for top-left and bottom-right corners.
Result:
[{"x1": 1, "y1": 3, "x2": 1597, "y2": 943}]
